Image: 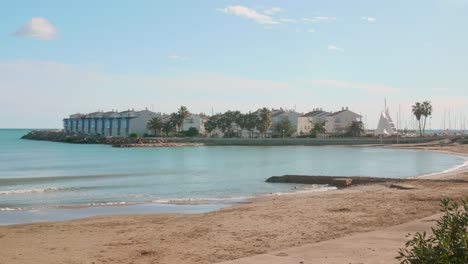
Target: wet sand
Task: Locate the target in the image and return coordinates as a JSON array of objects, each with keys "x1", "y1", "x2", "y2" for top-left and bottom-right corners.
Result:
[{"x1": 0, "y1": 145, "x2": 467, "y2": 264}]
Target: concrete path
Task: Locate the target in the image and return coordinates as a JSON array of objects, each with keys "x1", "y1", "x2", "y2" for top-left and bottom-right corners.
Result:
[{"x1": 220, "y1": 214, "x2": 440, "y2": 264}]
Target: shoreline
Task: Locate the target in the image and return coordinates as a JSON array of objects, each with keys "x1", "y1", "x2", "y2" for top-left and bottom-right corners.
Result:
[
  {"x1": 0, "y1": 145, "x2": 467, "y2": 264},
  {"x1": 0, "y1": 184, "x2": 337, "y2": 225},
  {"x1": 1, "y1": 145, "x2": 466, "y2": 224},
  {"x1": 21, "y1": 129, "x2": 465, "y2": 147}
]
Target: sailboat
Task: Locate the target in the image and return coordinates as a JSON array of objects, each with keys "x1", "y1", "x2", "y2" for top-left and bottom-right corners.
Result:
[{"x1": 375, "y1": 100, "x2": 397, "y2": 136}]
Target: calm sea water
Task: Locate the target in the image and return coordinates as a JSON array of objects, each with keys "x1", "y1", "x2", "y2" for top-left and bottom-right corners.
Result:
[{"x1": 0, "y1": 129, "x2": 466, "y2": 223}]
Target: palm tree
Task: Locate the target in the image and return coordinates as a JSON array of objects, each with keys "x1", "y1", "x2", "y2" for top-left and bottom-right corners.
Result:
[
  {"x1": 310, "y1": 122, "x2": 326, "y2": 138},
  {"x1": 232, "y1": 111, "x2": 244, "y2": 137},
  {"x1": 162, "y1": 120, "x2": 175, "y2": 136},
  {"x1": 273, "y1": 117, "x2": 295, "y2": 138},
  {"x1": 176, "y1": 106, "x2": 190, "y2": 132},
  {"x1": 169, "y1": 112, "x2": 180, "y2": 133},
  {"x1": 244, "y1": 112, "x2": 258, "y2": 138},
  {"x1": 347, "y1": 121, "x2": 364, "y2": 137},
  {"x1": 146, "y1": 117, "x2": 163, "y2": 136},
  {"x1": 204, "y1": 114, "x2": 220, "y2": 136},
  {"x1": 412, "y1": 102, "x2": 423, "y2": 136},
  {"x1": 422, "y1": 101, "x2": 433, "y2": 134},
  {"x1": 218, "y1": 111, "x2": 236, "y2": 137},
  {"x1": 258, "y1": 107, "x2": 271, "y2": 138}
]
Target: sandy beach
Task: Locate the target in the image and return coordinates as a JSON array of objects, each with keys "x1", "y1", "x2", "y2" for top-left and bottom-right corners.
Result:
[{"x1": 0, "y1": 145, "x2": 467, "y2": 264}]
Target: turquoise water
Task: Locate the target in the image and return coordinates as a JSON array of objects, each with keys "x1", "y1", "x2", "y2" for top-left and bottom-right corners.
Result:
[{"x1": 0, "y1": 129, "x2": 466, "y2": 216}]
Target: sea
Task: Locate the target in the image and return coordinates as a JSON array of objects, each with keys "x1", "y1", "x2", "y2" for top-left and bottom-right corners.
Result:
[{"x1": 0, "y1": 129, "x2": 466, "y2": 224}]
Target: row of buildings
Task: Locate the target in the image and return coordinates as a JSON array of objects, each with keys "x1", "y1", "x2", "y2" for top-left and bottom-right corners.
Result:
[{"x1": 63, "y1": 107, "x2": 362, "y2": 137}]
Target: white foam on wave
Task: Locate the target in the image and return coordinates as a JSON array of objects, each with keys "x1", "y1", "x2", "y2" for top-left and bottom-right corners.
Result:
[
  {"x1": 0, "y1": 207, "x2": 24, "y2": 211},
  {"x1": 151, "y1": 185, "x2": 336, "y2": 205},
  {"x1": 416, "y1": 156, "x2": 468, "y2": 178},
  {"x1": 0, "y1": 187, "x2": 79, "y2": 195},
  {"x1": 268, "y1": 185, "x2": 337, "y2": 196},
  {"x1": 87, "y1": 201, "x2": 129, "y2": 207},
  {"x1": 152, "y1": 196, "x2": 251, "y2": 205}
]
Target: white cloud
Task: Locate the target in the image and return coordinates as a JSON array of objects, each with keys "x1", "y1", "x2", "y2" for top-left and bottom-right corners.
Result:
[
  {"x1": 0, "y1": 60, "x2": 291, "y2": 127},
  {"x1": 168, "y1": 54, "x2": 188, "y2": 61},
  {"x1": 316, "y1": 79, "x2": 398, "y2": 94},
  {"x1": 303, "y1": 16, "x2": 336, "y2": 23},
  {"x1": 264, "y1": 7, "x2": 282, "y2": 15},
  {"x1": 220, "y1": 5, "x2": 279, "y2": 25},
  {"x1": 279, "y1": 18, "x2": 297, "y2": 23},
  {"x1": 307, "y1": 28, "x2": 315, "y2": 33},
  {"x1": 361, "y1": 16, "x2": 376, "y2": 23},
  {"x1": 328, "y1": 44, "x2": 344, "y2": 52},
  {"x1": 12, "y1": 17, "x2": 57, "y2": 40}
]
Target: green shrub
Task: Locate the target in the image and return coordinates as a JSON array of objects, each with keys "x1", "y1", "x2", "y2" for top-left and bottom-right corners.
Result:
[
  {"x1": 182, "y1": 127, "x2": 199, "y2": 137},
  {"x1": 129, "y1": 133, "x2": 139, "y2": 138},
  {"x1": 396, "y1": 198, "x2": 468, "y2": 264}
]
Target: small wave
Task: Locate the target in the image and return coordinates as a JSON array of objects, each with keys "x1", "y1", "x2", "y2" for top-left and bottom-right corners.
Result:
[
  {"x1": 0, "y1": 207, "x2": 24, "y2": 211},
  {"x1": 269, "y1": 185, "x2": 337, "y2": 196},
  {"x1": 0, "y1": 187, "x2": 80, "y2": 195},
  {"x1": 417, "y1": 157, "x2": 468, "y2": 178},
  {"x1": 87, "y1": 201, "x2": 129, "y2": 207},
  {"x1": 152, "y1": 196, "x2": 251, "y2": 205},
  {"x1": 0, "y1": 172, "x2": 157, "y2": 187}
]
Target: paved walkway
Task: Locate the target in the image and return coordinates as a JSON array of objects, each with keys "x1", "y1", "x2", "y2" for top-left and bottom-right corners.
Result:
[{"x1": 220, "y1": 214, "x2": 440, "y2": 264}]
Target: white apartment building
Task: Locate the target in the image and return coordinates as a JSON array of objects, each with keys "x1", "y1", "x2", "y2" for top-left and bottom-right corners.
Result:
[
  {"x1": 324, "y1": 107, "x2": 362, "y2": 133},
  {"x1": 269, "y1": 108, "x2": 302, "y2": 136},
  {"x1": 297, "y1": 109, "x2": 331, "y2": 135},
  {"x1": 63, "y1": 109, "x2": 161, "y2": 137},
  {"x1": 182, "y1": 114, "x2": 208, "y2": 134}
]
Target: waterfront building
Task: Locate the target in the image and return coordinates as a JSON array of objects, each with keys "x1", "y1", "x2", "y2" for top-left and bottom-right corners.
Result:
[
  {"x1": 297, "y1": 109, "x2": 331, "y2": 135},
  {"x1": 324, "y1": 107, "x2": 362, "y2": 133},
  {"x1": 182, "y1": 114, "x2": 208, "y2": 135},
  {"x1": 269, "y1": 108, "x2": 302, "y2": 136},
  {"x1": 63, "y1": 109, "x2": 160, "y2": 137}
]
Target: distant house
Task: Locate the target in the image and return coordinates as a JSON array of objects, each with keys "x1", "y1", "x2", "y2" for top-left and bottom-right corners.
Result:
[
  {"x1": 269, "y1": 108, "x2": 302, "y2": 136},
  {"x1": 63, "y1": 109, "x2": 161, "y2": 137},
  {"x1": 182, "y1": 114, "x2": 208, "y2": 135},
  {"x1": 297, "y1": 109, "x2": 331, "y2": 135},
  {"x1": 325, "y1": 107, "x2": 362, "y2": 133}
]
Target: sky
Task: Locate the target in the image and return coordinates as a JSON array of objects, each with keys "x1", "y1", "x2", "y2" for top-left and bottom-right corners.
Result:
[{"x1": 1, "y1": 0, "x2": 467, "y2": 129}]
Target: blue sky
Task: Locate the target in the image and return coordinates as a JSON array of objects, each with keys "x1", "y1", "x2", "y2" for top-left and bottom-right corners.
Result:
[{"x1": 1, "y1": 0, "x2": 467, "y2": 129}]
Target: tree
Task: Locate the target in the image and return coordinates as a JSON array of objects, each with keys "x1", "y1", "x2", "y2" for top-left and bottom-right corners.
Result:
[
  {"x1": 273, "y1": 117, "x2": 296, "y2": 137},
  {"x1": 258, "y1": 107, "x2": 271, "y2": 138},
  {"x1": 176, "y1": 106, "x2": 190, "y2": 132},
  {"x1": 169, "y1": 112, "x2": 180, "y2": 133},
  {"x1": 412, "y1": 102, "x2": 423, "y2": 136},
  {"x1": 396, "y1": 198, "x2": 467, "y2": 264},
  {"x1": 347, "y1": 121, "x2": 364, "y2": 137},
  {"x1": 244, "y1": 112, "x2": 259, "y2": 138},
  {"x1": 421, "y1": 101, "x2": 433, "y2": 134},
  {"x1": 232, "y1": 111, "x2": 244, "y2": 137},
  {"x1": 204, "y1": 114, "x2": 220, "y2": 136},
  {"x1": 310, "y1": 122, "x2": 326, "y2": 138},
  {"x1": 218, "y1": 111, "x2": 237, "y2": 137},
  {"x1": 162, "y1": 114, "x2": 178, "y2": 136},
  {"x1": 146, "y1": 117, "x2": 163, "y2": 136},
  {"x1": 183, "y1": 127, "x2": 199, "y2": 137}
]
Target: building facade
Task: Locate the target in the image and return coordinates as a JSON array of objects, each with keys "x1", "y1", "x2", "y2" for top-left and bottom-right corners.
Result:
[
  {"x1": 182, "y1": 114, "x2": 208, "y2": 135},
  {"x1": 324, "y1": 107, "x2": 362, "y2": 133},
  {"x1": 297, "y1": 109, "x2": 331, "y2": 135},
  {"x1": 63, "y1": 109, "x2": 160, "y2": 137}
]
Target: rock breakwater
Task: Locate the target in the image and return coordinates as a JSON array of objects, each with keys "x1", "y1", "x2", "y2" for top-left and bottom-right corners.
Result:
[{"x1": 21, "y1": 130, "x2": 203, "y2": 148}]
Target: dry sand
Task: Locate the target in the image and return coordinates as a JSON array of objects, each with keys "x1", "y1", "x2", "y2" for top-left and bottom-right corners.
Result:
[{"x1": 0, "y1": 145, "x2": 467, "y2": 264}]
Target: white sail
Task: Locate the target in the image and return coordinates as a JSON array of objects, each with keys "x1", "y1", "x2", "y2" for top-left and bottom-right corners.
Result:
[{"x1": 375, "y1": 109, "x2": 397, "y2": 136}]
